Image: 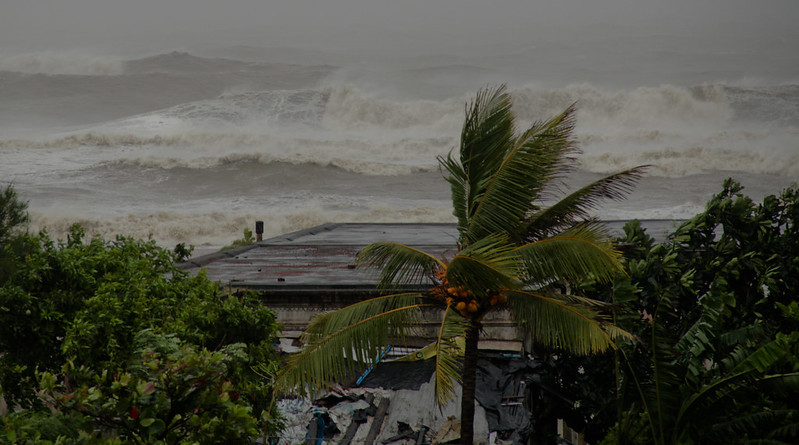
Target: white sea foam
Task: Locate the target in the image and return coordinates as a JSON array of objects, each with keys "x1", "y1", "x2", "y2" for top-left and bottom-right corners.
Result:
[
  {"x1": 29, "y1": 204, "x2": 457, "y2": 253},
  {"x1": 4, "y1": 49, "x2": 798, "y2": 254},
  {"x1": 4, "y1": 82, "x2": 796, "y2": 177}
]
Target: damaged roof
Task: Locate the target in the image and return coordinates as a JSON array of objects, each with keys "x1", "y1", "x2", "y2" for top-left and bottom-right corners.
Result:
[{"x1": 178, "y1": 221, "x2": 681, "y2": 291}]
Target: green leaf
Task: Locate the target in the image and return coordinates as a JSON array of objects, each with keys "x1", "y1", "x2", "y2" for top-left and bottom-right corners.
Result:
[
  {"x1": 507, "y1": 290, "x2": 629, "y2": 355},
  {"x1": 525, "y1": 167, "x2": 647, "y2": 239},
  {"x1": 274, "y1": 293, "x2": 430, "y2": 397},
  {"x1": 433, "y1": 309, "x2": 469, "y2": 405},
  {"x1": 145, "y1": 418, "x2": 167, "y2": 435},
  {"x1": 515, "y1": 222, "x2": 624, "y2": 285},
  {"x1": 357, "y1": 242, "x2": 444, "y2": 290}
]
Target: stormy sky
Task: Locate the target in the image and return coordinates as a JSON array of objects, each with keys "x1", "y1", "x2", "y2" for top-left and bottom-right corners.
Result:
[{"x1": 2, "y1": 0, "x2": 797, "y2": 56}]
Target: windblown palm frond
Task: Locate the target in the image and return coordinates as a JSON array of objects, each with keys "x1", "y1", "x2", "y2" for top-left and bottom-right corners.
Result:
[
  {"x1": 440, "y1": 85, "x2": 514, "y2": 237},
  {"x1": 274, "y1": 293, "x2": 430, "y2": 397},
  {"x1": 514, "y1": 222, "x2": 624, "y2": 285},
  {"x1": 445, "y1": 234, "x2": 520, "y2": 297},
  {"x1": 506, "y1": 103, "x2": 580, "y2": 198},
  {"x1": 507, "y1": 290, "x2": 630, "y2": 355},
  {"x1": 433, "y1": 308, "x2": 471, "y2": 405},
  {"x1": 357, "y1": 242, "x2": 445, "y2": 291},
  {"x1": 454, "y1": 103, "x2": 582, "y2": 246},
  {"x1": 524, "y1": 166, "x2": 649, "y2": 240},
  {"x1": 459, "y1": 85, "x2": 515, "y2": 185}
]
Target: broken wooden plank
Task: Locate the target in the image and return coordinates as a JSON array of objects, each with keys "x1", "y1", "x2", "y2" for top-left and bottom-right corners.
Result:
[{"x1": 364, "y1": 398, "x2": 390, "y2": 444}]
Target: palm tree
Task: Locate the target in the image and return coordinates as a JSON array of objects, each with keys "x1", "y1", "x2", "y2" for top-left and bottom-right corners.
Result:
[{"x1": 274, "y1": 85, "x2": 647, "y2": 443}]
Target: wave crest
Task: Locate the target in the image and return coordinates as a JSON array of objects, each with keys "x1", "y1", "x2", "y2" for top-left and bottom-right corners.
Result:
[
  {"x1": 511, "y1": 83, "x2": 732, "y2": 127},
  {"x1": 3, "y1": 82, "x2": 797, "y2": 178},
  {"x1": 584, "y1": 145, "x2": 799, "y2": 177},
  {"x1": 29, "y1": 205, "x2": 456, "y2": 253}
]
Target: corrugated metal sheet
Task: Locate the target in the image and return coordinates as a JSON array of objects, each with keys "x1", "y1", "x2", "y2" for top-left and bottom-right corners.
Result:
[{"x1": 179, "y1": 221, "x2": 680, "y2": 291}]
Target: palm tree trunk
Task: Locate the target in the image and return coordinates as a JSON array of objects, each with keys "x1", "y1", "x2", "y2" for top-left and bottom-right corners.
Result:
[{"x1": 460, "y1": 320, "x2": 481, "y2": 444}]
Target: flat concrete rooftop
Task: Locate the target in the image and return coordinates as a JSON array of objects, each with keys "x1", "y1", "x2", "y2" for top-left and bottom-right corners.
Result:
[{"x1": 178, "y1": 220, "x2": 682, "y2": 292}]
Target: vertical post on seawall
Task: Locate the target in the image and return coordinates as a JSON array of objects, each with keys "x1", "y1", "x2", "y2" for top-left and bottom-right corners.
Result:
[{"x1": 255, "y1": 221, "x2": 264, "y2": 242}]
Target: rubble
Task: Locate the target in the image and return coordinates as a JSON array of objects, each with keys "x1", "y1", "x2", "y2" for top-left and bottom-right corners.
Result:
[{"x1": 274, "y1": 356, "x2": 544, "y2": 444}]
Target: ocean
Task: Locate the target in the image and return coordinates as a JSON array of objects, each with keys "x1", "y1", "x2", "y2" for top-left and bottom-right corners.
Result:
[{"x1": 2, "y1": 32, "x2": 797, "y2": 255}]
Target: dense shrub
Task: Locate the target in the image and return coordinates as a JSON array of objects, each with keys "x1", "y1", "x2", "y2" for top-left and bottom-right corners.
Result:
[
  {"x1": 544, "y1": 180, "x2": 799, "y2": 444},
  {"x1": 0, "y1": 185, "x2": 281, "y2": 442}
]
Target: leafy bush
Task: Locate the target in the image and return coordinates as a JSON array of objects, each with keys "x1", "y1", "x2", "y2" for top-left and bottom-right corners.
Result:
[
  {"x1": 0, "y1": 185, "x2": 29, "y2": 244},
  {"x1": 35, "y1": 331, "x2": 260, "y2": 443},
  {"x1": 0, "y1": 188, "x2": 282, "y2": 441},
  {"x1": 222, "y1": 228, "x2": 255, "y2": 251},
  {"x1": 556, "y1": 179, "x2": 799, "y2": 444}
]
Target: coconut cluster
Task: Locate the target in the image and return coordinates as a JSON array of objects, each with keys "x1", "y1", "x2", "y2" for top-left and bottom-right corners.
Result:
[{"x1": 428, "y1": 267, "x2": 507, "y2": 317}]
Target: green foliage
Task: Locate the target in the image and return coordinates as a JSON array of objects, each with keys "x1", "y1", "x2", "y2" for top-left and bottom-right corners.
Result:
[
  {"x1": 0, "y1": 219, "x2": 281, "y2": 441},
  {"x1": 558, "y1": 180, "x2": 799, "y2": 444},
  {"x1": 221, "y1": 228, "x2": 255, "y2": 251},
  {"x1": 0, "y1": 185, "x2": 32, "y2": 284},
  {"x1": 0, "y1": 184, "x2": 29, "y2": 244},
  {"x1": 276, "y1": 85, "x2": 644, "y2": 443},
  {"x1": 34, "y1": 331, "x2": 259, "y2": 444}
]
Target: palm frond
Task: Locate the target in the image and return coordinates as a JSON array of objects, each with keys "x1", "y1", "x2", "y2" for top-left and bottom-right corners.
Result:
[
  {"x1": 433, "y1": 307, "x2": 470, "y2": 406},
  {"x1": 357, "y1": 242, "x2": 445, "y2": 291},
  {"x1": 303, "y1": 292, "x2": 426, "y2": 340},
  {"x1": 275, "y1": 293, "x2": 429, "y2": 397},
  {"x1": 514, "y1": 222, "x2": 624, "y2": 285},
  {"x1": 462, "y1": 105, "x2": 579, "y2": 245},
  {"x1": 440, "y1": 85, "x2": 515, "y2": 239},
  {"x1": 445, "y1": 234, "x2": 521, "y2": 297},
  {"x1": 440, "y1": 153, "x2": 470, "y2": 232},
  {"x1": 508, "y1": 102, "x2": 581, "y2": 192},
  {"x1": 524, "y1": 166, "x2": 649, "y2": 239},
  {"x1": 544, "y1": 291, "x2": 624, "y2": 311},
  {"x1": 507, "y1": 289, "x2": 631, "y2": 355},
  {"x1": 459, "y1": 84, "x2": 515, "y2": 190},
  {"x1": 391, "y1": 335, "x2": 465, "y2": 362}
]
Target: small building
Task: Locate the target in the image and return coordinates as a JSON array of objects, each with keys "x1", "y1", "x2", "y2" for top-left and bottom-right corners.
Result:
[
  {"x1": 178, "y1": 221, "x2": 677, "y2": 353},
  {"x1": 178, "y1": 221, "x2": 679, "y2": 444}
]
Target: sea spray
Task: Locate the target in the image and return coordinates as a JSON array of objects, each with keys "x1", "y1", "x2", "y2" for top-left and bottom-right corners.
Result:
[{"x1": 3, "y1": 51, "x2": 797, "y2": 254}]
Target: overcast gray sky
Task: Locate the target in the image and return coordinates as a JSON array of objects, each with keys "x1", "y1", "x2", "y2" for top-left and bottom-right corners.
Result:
[{"x1": 2, "y1": 0, "x2": 797, "y2": 55}]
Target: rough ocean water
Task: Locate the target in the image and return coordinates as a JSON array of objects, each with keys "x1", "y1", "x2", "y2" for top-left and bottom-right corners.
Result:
[{"x1": 1, "y1": 29, "x2": 797, "y2": 255}]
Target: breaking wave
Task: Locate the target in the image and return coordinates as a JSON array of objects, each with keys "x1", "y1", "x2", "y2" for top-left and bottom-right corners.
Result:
[
  {"x1": 3, "y1": 68, "x2": 798, "y2": 178},
  {"x1": 29, "y1": 204, "x2": 457, "y2": 254}
]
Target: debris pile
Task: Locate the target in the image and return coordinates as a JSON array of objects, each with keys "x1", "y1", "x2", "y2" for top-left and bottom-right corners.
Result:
[{"x1": 274, "y1": 356, "x2": 544, "y2": 444}]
